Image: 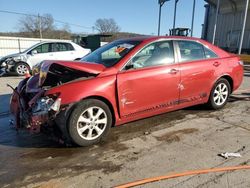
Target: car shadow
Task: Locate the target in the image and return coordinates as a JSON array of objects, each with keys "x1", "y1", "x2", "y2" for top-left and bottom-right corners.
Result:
[
  {"x1": 0, "y1": 72, "x2": 19, "y2": 77},
  {"x1": 0, "y1": 94, "x2": 11, "y2": 114},
  {"x1": 0, "y1": 91, "x2": 249, "y2": 149},
  {"x1": 229, "y1": 94, "x2": 250, "y2": 102},
  {"x1": 0, "y1": 93, "x2": 65, "y2": 148}
]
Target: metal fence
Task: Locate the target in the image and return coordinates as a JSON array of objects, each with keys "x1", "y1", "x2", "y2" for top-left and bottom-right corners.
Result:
[{"x1": 0, "y1": 36, "x2": 70, "y2": 58}]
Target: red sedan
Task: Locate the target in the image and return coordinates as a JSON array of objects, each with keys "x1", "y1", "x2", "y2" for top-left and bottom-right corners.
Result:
[{"x1": 10, "y1": 36, "x2": 243, "y2": 146}]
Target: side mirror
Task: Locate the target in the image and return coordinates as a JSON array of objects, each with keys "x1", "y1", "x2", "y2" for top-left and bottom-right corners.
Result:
[
  {"x1": 31, "y1": 50, "x2": 38, "y2": 55},
  {"x1": 125, "y1": 63, "x2": 134, "y2": 70}
]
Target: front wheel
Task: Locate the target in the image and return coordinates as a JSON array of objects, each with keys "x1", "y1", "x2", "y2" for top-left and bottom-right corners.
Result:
[
  {"x1": 68, "y1": 99, "x2": 112, "y2": 146},
  {"x1": 207, "y1": 78, "x2": 231, "y2": 110},
  {"x1": 14, "y1": 62, "x2": 30, "y2": 76}
]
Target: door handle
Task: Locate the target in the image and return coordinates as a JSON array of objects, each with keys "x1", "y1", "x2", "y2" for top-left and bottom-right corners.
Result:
[
  {"x1": 213, "y1": 62, "x2": 221, "y2": 67},
  {"x1": 169, "y1": 69, "x2": 179, "y2": 74}
]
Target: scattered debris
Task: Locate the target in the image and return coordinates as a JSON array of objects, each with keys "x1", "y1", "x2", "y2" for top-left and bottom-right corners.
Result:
[
  {"x1": 9, "y1": 119, "x2": 14, "y2": 127},
  {"x1": 236, "y1": 146, "x2": 246, "y2": 153},
  {"x1": 133, "y1": 151, "x2": 139, "y2": 155},
  {"x1": 218, "y1": 152, "x2": 242, "y2": 159}
]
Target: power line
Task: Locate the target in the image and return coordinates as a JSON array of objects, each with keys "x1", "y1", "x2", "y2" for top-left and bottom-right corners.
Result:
[{"x1": 0, "y1": 9, "x2": 92, "y2": 30}]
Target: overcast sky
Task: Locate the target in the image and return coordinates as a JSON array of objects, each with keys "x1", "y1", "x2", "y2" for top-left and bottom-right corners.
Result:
[{"x1": 0, "y1": 0, "x2": 206, "y2": 37}]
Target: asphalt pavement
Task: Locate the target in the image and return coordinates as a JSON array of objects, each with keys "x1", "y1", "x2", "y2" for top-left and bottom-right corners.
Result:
[{"x1": 0, "y1": 72, "x2": 250, "y2": 188}]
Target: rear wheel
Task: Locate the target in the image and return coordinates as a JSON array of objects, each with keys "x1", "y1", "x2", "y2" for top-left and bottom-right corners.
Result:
[
  {"x1": 68, "y1": 99, "x2": 112, "y2": 146},
  {"x1": 207, "y1": 78, "x2": 231, "y2": 109},
  {"x1": 14, "y1": 62, "x2": 30, "y2": 76}
]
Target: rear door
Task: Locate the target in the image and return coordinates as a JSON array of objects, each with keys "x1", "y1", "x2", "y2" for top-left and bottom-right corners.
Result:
[
  {"x1": 176, "y1": 40, "x2": 220, "y2": 106},
  {"x1": 52, "y1": 42, "x2": 76, "y2": 60},
  {"x1": 117, "y1": 40, "x2": 180, "y2": 118}
]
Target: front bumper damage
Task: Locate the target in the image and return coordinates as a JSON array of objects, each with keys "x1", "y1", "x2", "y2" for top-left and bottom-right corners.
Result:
[
  {"x1": 9, "y1": 77, "x2": 62, "y2": 133},
  {"x1": 9, "y1": 60, "x2": 101, "y2": 144},
  {"x1": 0, "y1": 58, "x2": 17, "y2": 76}
]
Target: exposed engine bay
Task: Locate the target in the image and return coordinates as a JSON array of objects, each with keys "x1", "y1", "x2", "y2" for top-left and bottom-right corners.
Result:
[
  {"x1": 41, "y1": 63, "x2": 95, "y2": 88},
  {"x1": 9, "y1": 61, "x2": 98, "y2": 138}
]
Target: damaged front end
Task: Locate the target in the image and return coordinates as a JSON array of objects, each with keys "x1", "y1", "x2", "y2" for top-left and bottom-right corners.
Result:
[
  {"x1": 9, "y1": 60, "x2": 101, "y2": 135},
  {"x1": 0, "y1": 55, "x2": 27, "y2": 76}
]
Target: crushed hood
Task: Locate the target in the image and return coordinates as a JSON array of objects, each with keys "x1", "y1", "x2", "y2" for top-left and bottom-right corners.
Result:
[
  {"x1": 38, "y1": 60, "x2": 105, "y2": 88},
  {"x1": 41, "y1": 60, "x2": 106, "y2": 74},
  {"x1": 1, "y1": 52, "x2": 22, "y2": 60}
]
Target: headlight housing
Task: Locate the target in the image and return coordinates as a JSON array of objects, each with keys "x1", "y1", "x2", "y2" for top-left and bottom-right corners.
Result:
[
  {"x1": 32, "y1": 96, "x2": 61, "y2": 114},
  {"x1": 1, "y1": 62, "x2": 7, "y2": 67},
  {"x1": 5, "y1": 57, "x2": 15, "y2": 65},
  {"x1": 13, "y1": 56, "x2": 21, "y2": 61}
]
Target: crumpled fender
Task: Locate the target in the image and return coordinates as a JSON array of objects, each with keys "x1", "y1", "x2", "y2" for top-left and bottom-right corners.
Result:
[
  {"x1": 10, "y1": 77, "x2": 29, "y2": 115},
  {"x1": 45, "y1": 75, "x2": 117, "y2": 106}
]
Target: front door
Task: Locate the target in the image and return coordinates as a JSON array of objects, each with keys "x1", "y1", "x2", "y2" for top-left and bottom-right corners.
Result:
[
  {"x1": 27, "y1": 43, "x2": 54, "y2": 67},
  {"x1": 117, "y1": 40, "x2": 180, "y2": 118}
]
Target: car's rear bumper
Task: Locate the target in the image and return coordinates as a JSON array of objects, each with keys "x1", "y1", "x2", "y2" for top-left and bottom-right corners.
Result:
[{"x1": 232, "y1": 63, "x2": 244, "y2": 91}]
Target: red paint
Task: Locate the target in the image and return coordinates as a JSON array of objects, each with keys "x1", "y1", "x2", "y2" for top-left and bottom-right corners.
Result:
[
  {"x1": 10, "y1": 36, "x2": 244, "y2": 129},
  {"x1": 42, "y1": 60, "x2": 106, "y2": 74}
]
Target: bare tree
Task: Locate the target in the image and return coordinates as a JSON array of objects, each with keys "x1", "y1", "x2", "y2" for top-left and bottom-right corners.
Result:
[
  {"x1": 94, "y1": 18, "x2": 120, "y2": 33},
  {"x1": 18, "y1": 14, "x2": 55, "y2": 38}
]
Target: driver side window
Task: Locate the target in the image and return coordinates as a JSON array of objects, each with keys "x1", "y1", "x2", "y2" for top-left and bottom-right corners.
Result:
[
  {"x1": 126, "y1": 41, "x2": 174, "y2": 69},
  {"x1": 32, "y1": 43, "x2": 51, "y2": 54}
]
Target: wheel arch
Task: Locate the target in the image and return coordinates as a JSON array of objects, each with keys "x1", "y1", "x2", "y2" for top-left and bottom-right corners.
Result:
[
  {"x1": 82, "y1": 95, "x2": 116, "y2": 127},
  {"x1": 219, "y1": 75, "x2": 233, "y2": 93},
  {"x1": 14, "y1": 61, "x2": 31, "y2": 71},
  {"x1": 207, "y1": 74, "x2": 234, "y2": 102}
]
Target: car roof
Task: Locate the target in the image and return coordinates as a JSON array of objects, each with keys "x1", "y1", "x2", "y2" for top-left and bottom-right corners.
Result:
[
  {"x1": 118, "y1": 36, "x2": 203, "y2": 43},
  {"x1": 132, "y1": 36, "x2": 200, "y2": 41},
  {"x1": 38, "y1": 41, "x2": 72, "y2": 44}
]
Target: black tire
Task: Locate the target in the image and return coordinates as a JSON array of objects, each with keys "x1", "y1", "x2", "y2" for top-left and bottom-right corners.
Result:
[
  {"x1": 14, "y1": 62, "x2": 30, "y2": 76},
  {"x1": 68, "y1": 99, "x2": 112, "y2": 146},
  {"x1": 207, "y1": 78, "x2": 231, "y2": 110}
]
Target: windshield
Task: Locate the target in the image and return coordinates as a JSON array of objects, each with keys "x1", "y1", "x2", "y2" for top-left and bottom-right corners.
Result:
[
  {"x1": 21, "y1": 43, "x2": 41, "y2": 53},
  {"x1": 81, "y1": 40, "x2": 141, "y2": 67}
]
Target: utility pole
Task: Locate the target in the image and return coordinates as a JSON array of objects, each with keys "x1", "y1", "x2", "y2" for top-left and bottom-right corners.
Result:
[
  {"x1": 173, "y1": 0, "x2": 179, "y2": 30},
  {"x1": 158, "y1": 1, "x2": 163, "y2": 36},
  {"x1": 38, "y1": 14, "x2": 42, "y2": 39},
  {"x1": 157, "y1": 0, "x2": 170, "y2": 36},
  {"x1": 191, "y1": 0, "x2": 196, "y2": 37},
  {"x1": 238, "y1": 0, "x2": 249, "y2": 54},
  {"x1": 212, "y1": 0, "x2": 220, "y2": 44}
]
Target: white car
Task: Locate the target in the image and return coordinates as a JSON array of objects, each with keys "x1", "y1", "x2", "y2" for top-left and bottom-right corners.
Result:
[{"x1": 0, "y1": 41, "x2": 90, "y2": 76}]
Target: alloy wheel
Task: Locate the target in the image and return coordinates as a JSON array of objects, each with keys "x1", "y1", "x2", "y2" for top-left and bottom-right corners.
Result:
[
  {"x1": 76, "y1": 106, "x2": 107, "y2": 140},
  {"x1": 16, "y1": 64, "x2": 28, "y2": 75},
  {"x1": 213, "y1": 83, "x2": 229, "y2": 106}
]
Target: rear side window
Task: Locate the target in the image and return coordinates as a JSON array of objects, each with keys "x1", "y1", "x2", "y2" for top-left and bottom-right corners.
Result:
[
  {"x1": 52, "y1": 43, "x2": 74, "y2": 52},
  {"x1": 33, "y1": 43, "x2": 51, "y2": 53},
  {"x1": 204, "y1": 47, "x2": 218, "y2": 58},
  {"x1": 177, "y1": 41, "x2": 217, "y2": 62}
]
